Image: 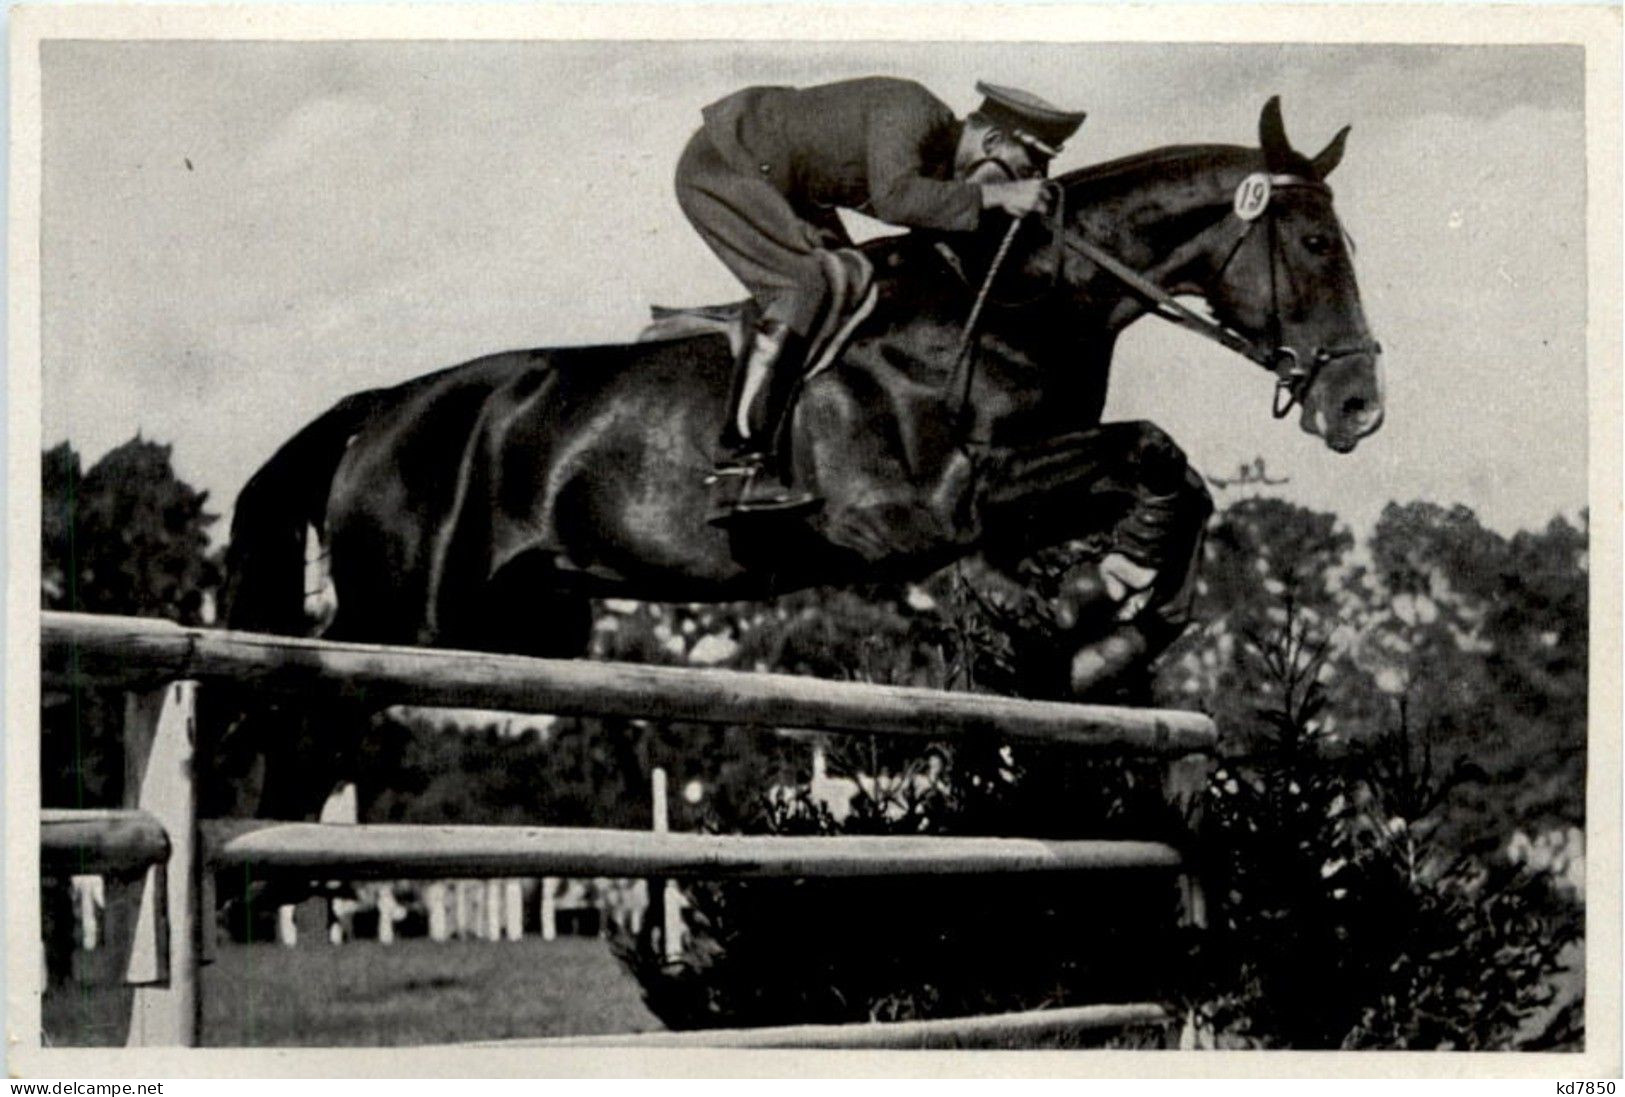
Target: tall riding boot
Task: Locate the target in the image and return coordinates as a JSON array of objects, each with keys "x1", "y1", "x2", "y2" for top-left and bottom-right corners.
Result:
[{"x1": 708, "y1": 320, "x2": 821, "y2": 526}]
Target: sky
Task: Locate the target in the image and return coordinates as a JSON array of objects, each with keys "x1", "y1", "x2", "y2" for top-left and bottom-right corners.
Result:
[{"x1": 39, "y1": 40, "x2": 1588, "y2": 541}]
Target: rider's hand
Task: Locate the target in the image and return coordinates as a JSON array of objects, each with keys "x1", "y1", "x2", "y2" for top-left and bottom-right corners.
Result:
[
  {"x1": 980, "y1": 179, "x2": 1048, "y2": 218},
  {"x1": 1099, "y1": 552, "x2": 1158, "y2": 621}
]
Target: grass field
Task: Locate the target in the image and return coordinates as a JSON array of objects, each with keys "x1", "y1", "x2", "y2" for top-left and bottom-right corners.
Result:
[
  {"x1": 45, "y1": 936, "x2": 662, "y2": 1047},
  {"x1": 43, "y1": 932, "x2": 1584, "y2": 1048}
]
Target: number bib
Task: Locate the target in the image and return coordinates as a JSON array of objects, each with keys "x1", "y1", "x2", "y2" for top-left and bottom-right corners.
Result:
[{"x1": 1234, "y1": 173, "x2": 1272, "y2": 221}]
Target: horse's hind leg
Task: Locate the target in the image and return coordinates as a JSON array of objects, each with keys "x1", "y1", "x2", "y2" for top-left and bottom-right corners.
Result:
[
  {"x1": 209, "y1": 601, "x2": 388, "y2": 930},
  {"x1": 444, "y1": 550, "x2": 595, "y2": 660},
  {"x1": 220, "y1": 543, "x2": 427, "y2": 827}
]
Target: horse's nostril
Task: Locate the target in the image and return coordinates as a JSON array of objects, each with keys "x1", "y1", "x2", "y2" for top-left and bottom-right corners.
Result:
[{"x1": 1343, "y1": 397, "x2": 1368, "y2": 418}]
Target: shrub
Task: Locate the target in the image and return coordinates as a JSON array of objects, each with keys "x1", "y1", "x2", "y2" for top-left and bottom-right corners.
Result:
[
  {"x1": 612, "y1": 559, "x2": 1583, "y2": 1048},
  {"x1": 611, "y1": 740, "x2": 1191, "y2": 1037}
]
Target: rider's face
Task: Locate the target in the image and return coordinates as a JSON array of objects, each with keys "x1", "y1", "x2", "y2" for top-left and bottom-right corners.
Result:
[
  {"x1": 990, "y1": 134, "x2": 1045, "y2": 180},
  {"x1": 957, "y1": 123, "x2": 1046, "y2": 183}
]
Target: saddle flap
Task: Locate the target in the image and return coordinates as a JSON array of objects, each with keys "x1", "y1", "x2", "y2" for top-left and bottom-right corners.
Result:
[
  {"x1": 648, "y1": 302, "x2": 749, "y2": 324},
  {"x1": 640, "y1": 300, "x2": 754, "y2": 355},
  {"x1": 640, "y1": 248, "x2": 877, "y2": 379},
  {"x1": 805, "y1": 249, "x2": 878, "y2": 380},
  {"x1": 640, "y1": 301, "x2": 755, "y2": 358}
]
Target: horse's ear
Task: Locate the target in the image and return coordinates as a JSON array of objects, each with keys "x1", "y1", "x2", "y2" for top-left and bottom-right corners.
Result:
[
  {"x1": 1259, "y1": 95, "x2": 1294, "y2": 172},
  {"x1": 1311, "y1": 125, "x2": 1351, "y2": 179}
]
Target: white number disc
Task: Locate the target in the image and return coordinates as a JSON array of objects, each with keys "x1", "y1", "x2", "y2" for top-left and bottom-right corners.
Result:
[{"x1": 1234, "y1": 173, "x2": 1272, "y2": 220}]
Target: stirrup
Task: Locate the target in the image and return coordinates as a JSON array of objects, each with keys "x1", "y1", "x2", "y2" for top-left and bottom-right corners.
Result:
[
  {"x1": 705, "y1": 457, "x2": 760, "y2": 480},
  {"x1": 705, "y1": 456, "x2": 821, "y2": 527}
]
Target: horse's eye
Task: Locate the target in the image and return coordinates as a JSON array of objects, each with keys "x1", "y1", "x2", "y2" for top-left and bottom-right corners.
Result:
[{"x1": 1303, "y1": 234, "x2": 1333, "y2": 255}]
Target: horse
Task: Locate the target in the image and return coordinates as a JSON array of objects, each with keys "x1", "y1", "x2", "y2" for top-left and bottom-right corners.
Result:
[{"x1": 215, "y1": 98, "x2": 1382, "y2": 820}]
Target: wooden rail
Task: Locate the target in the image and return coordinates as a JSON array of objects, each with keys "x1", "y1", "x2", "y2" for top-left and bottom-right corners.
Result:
[
  {"x1": 204, "y1": 822, "x2": 1184, "y2": 879},
  {"x1": 472, "y1": 1002, "x2": 1173, "y2": 1049},
  {"x1": 41, "y1": 809, "x2": 170, "y2": 875},
  {"x1": 42, "y1": 611, "x2": 1217, "y2": 754},
  {"x1": 38, "y1": 610, "x2": 1216, "y2": 1049}
]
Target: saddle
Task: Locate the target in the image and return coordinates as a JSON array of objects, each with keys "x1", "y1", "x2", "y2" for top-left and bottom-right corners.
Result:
[{"x1": 640, "y1": 248, "x2": 878, "y2": 381}]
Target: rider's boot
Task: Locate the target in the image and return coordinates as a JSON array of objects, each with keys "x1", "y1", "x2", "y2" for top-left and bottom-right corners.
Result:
[{"x1": 707, "y1": 319, "x2": 821, "y2": 527}]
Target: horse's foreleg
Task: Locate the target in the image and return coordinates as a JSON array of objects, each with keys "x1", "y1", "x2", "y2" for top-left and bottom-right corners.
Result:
[
  {"x1": 1060, "y1": 464, "x2": 1212, "y2": 695},
  {"x1": 974, "y1": 422, "x2": 1213, "y2": 696},
  {"x1": 976, "y1": 420, "x2": 1200, "y2": 570}
]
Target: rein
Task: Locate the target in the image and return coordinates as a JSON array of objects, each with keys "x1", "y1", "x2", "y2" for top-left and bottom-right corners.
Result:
[
  {"x1": 946, "y1": 217, "x2": 1026, "y2": 437},
  {"x1": 941, "y1": 169, "x2": 1380, "y2": 435}
]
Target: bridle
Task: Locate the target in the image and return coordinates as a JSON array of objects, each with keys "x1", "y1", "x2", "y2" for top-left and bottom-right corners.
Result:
[
  {"x1": 1058, "y1": 175, "x2": 1381, "y2": 418},
  {"x1": 1037, "y1": 173, "x2": 1380, "y2": 418}
]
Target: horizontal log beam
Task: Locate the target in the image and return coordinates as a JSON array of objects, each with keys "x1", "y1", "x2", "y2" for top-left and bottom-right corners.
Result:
[
  {"x1": 204, "y1": 822, "x2": 1183, "y2": 879},
  {"x1": 41, "y1": 809, "x2": 170, "y2": 875},
  {"x1": 41, "y1": 612, "x2": 1216, "y2": 754},
  {"x1": 467, "y1": 1002, "x2": 1173, "y2": 1049}
]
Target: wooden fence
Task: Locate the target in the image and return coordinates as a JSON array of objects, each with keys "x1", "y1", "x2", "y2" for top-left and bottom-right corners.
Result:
[{"x1": 38, "y1": 610, "x2": 1217, "y2": 1049}]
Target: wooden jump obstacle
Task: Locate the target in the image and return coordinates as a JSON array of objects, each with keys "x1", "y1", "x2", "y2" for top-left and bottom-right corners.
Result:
[
  {"x1": 469, "y1": 1002, "x2": 1175, "y2": 1050},
  {"x1": 38, "y1": 610, "x2": 1218, "y2": 1049},
  {"x1": 204, "y1": 822, "x2": 1185, "y2": 879}
]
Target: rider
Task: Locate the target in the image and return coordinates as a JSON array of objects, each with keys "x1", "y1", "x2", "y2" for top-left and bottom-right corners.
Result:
[{"x1": 675, "y1": 76, "x2": 1087, "y2": 525}]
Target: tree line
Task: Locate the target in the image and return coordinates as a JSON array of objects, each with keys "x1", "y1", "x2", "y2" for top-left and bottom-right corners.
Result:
[{"x1": 40, "y1": 437, "x2": 1586, "y2": 1047}]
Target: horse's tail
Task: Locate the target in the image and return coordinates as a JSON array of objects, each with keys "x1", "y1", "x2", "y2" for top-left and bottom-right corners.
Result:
[{"x1": 221, "y1": 389, "x2": 386, "y2": 635}]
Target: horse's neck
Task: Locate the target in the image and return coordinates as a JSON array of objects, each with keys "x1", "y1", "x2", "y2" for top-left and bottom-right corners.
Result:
[
  {"x1": 1064, "y1": 150, "x2": 1257, "y2": 331},
  {"x1": 844, "y1": 154, "x2": 1255, "y2": 436}
]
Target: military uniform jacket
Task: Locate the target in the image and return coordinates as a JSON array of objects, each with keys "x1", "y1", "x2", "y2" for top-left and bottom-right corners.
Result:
[{"x1": 700, "y1": 77, "x2": 984, "y2": 233}]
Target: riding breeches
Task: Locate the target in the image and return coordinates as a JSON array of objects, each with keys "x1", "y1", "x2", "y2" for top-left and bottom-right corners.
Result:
[{"x1": 675, "y1": 128, "x2": 845, "y2": 338}]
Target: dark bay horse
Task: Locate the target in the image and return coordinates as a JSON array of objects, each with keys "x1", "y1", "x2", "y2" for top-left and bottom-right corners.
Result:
[{"x1": 219, "y1": 99, "x2": 1381, "y2": 818}]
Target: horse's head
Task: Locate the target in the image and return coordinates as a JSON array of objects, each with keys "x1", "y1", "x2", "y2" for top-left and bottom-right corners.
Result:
[{"x1": 1202, "y1": 98, "x2": 1384, "y2": 452}]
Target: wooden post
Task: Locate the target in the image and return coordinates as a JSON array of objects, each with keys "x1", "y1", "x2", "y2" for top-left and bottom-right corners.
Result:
[
  {"x1": 376, "y1": 885, "x2": 400, "y2": 945},
  {"x1": 292, "y1": 896, "x2": 325, "y2": 945},
  {"x1": 484, "y1": 879, "x2": 503, "y2": 941},
  {"x1": 651, "y1": 768, "x2": 669, "y2": 833},
  {"x1": 198, "y1": 867, "x2": 217, "y2": 965},
  {"x1": 276, "y1": 905, "x2": 298, "y2": 947},
  {"x1": 72, "y1": 875, "x2": 104, "y2": 951},
  {"x1": 119, "y1": 682, "x2": 200, "y2": 1047},
  {"x1": 539, "y1": 877, "x2": 558, "y2": 941},
  {"x1": 647, "y1": 769, "x2": 666, "y2": 957},
  {"x1": 503, "y1": 879, "x2": 524, "y2": 941},
  {"x1": 650, "y1": 768, "x2": 683, "y2": 962},
  {"x1": 319, "y1": 783, "x2": 358, "y2": 946},
  {"x1": 1163, "y1": 752, "x2": 1214, "y2": 929},
  {"x1": 426, "y1": 882, "x2": 449, "y2": 941},
  {"x1": 455, "y1": 879, "x2": 473, "y2": 939}
]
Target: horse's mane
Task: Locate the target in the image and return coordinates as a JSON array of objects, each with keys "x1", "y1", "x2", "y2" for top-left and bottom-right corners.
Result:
[{"x1": 1053, "y1": 143, "x2": 1261, "y2": 200}]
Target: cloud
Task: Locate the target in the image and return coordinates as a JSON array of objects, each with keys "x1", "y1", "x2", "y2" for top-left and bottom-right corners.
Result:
[
  {"x1": 41, "y1": 41, "x2": 1588, "y2": 540},
  {"x1": 247, "y1": 95, "x2": 391, "y2": 181}
]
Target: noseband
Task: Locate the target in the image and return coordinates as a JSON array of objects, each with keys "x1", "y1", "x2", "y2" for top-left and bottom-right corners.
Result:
[
  {"x1": 1265, "y1": 342, "x2": 1382, "y2": 419},
  {"x1": 1046, "y1": 175, "x2": 1381, "y2": 418}
]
